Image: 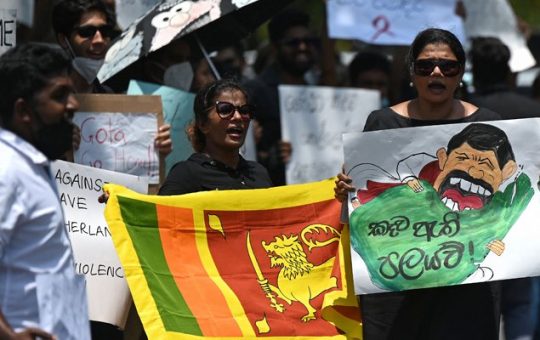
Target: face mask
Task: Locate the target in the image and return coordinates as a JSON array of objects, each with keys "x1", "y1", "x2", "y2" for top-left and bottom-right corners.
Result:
[
  {"x1": 163, "y1": 61, "x2": 194, "y2": 91},
  {"x1": 32, "y1": 111, "x2": 74, "y2": 160},
  {"x1": 72, "y1": 57, "x2": 104, "y2": 84}
]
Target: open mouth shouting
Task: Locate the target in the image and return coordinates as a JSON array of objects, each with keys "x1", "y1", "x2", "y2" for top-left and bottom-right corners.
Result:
[
  {"x1": 438, "y1": 170, "x2": 493, "y2": 212},
  {"x1": 226, "y1": 125, "x2": 245, "y2": 141}
]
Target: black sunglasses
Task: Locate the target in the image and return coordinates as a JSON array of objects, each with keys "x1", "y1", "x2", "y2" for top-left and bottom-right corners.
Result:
[
  {"x1": 75, "y1": 24, "x2": 115, "y2": 39},
  {"x1": 280, "y1": 37, "x2": 320, "y2": 48},
  {"x1": 213, "y1": 101, "x2": 254, "y2": 120},
  {"x1": 413, "y1": 59, "x2": 462, "y2": 77}
]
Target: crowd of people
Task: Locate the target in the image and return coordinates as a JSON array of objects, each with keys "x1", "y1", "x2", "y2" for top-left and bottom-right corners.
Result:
[{"x1": 2, "y1": 0, "x2": 540, "y2": 339}]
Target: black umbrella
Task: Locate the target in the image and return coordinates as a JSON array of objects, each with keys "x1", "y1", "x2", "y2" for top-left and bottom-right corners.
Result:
[{"x1": 98, "y1": 0, "x2": 294, "y2": 83}]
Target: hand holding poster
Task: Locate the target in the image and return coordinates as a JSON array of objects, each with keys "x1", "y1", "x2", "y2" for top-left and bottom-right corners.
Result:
[
  {"x1": 279, "y1": 85, "x2": 380, "y2": 184},
  {"x1": 327, "y1": 0, "x2": 465, "y2": 45},
  {"x1": 73, "y1": 94, "x2": 163, "y2": 185},
  {"x1": 51, "y1": 160, "x2": 148, "y2": 327},
  {"x1": 344, "y1": 119, "x2": 540, "y2": 294}
]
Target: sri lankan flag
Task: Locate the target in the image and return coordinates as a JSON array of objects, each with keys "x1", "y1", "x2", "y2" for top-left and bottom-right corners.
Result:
[{"x1": 104, "y1": 178, "x2": 362, "y2": 339}]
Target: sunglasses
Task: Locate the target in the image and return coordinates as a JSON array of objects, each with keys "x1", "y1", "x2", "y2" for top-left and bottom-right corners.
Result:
[
  {"x1": 280, "y1": 37, "x2": 320, "y2": 48},
  {"x1": 75, "y1": 24, "x2": 115, "y2": 39},
  {"x1": 413, "y1": 59, "x2": 462, "y2": 77},
  {"x1": 213, "y1": 101, "x2": 254, "y2": 120}
]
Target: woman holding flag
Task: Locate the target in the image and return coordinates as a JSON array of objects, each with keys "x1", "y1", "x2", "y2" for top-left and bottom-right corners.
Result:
[{"x1": 159, "y1": 79, "x2": 272, "y2": 195}]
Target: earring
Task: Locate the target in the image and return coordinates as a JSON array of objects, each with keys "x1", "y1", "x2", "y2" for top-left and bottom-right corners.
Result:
[
  {"x1": 409, "y1": 82, "x2": 414, "y2": 88},
  {"x1": 459, "y1": 81, "x2": 463, "y2": 88}
]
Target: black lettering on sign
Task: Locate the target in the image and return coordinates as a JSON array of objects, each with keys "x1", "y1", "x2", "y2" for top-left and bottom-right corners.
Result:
[
  {"x1": 60, "y1": 193, "x2": 87, "y2": 210},
  {"x1": 75, "y1": 262, "x2": 124, "y2": 278},
  {"x1": 0, "y1": 20, "x2": 15, "y2": 47},
  {"x1": 65, "y1": 220, "x2": 112, "y2": 237}
]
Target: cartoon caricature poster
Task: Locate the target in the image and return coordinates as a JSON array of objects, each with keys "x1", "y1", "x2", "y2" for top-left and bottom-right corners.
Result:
[{"x1": 344, "y1": 118, "x2": 540, "y2": 294}]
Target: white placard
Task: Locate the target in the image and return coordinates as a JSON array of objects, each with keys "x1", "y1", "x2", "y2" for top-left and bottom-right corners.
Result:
[
  {"x1": 279, "y1": 85, "x2": 380, "y2": 184},
  {"x1": 2, "y1": 0, "x2": 32, "y2": 26},
  {"x1": 51, "y1": 160, "x2": 148, "y2": 327},
  {"x1": 73, "y1": 112, "x2": 160, "y2": 184},
  {"x1": 0, "y1": 8, "x2": 16, "y2": 56},
  {"x1": 344, "y1": 118, "x2": 540, "y2": 294},
  {"x1": 461, "y1": 0, "x2": 536, "y2": 72},
  {"x1": 327, "y1": 0, "x2": 465, "y2": 45}
]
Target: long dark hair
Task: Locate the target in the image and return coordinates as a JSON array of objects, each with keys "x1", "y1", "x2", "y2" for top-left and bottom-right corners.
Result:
[
  {"x1": 406, "y1": 28, "x2": 466, "y2": 69},
  {"x1": 188, "y1": 79, "x2": 250, "y2": 152}
]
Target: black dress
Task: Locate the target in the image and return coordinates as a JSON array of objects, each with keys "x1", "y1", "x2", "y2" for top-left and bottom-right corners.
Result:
[
  {"x1": 360, "y1": 107, "x2": 502, "y2": 340},
  {"x1": 159, "y1": 153, "x2": 272, "y2": 195}
]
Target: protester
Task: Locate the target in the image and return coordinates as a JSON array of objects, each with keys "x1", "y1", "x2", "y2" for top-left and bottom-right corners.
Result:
[
  {"x1": 190, "y1": 57, "x2": 217, "y2": 93},
  {"x1": 469, "y1": 36, "x2": 540, "y2": 119},
  {"x1": 52, "y1": 0, "x2": 118, "y2": 94},
  {"x1": 53, "y1": 0, "x2": 173, "y2": 164},
  {"x1": 214, "y1": 42, "x2": 251, "y2": 81},
  {"x1": 348, "y1": 50, "x2": 393, "y2": 107},
  {"x1": 244, "y1": 8, "x2": 320, "y2": 186},
  {"x1": 159, "y1": 79, "x2": 272, "y2": 195},
  {"x1": 335, "y1": 28, "x2": 502, "y2": 340},
  {"x1": 0, "y1": 43, "x2": 90, "y2": 339},
  {"x1": 469, "y1": 36, "x2": 540, "y2": 340}
]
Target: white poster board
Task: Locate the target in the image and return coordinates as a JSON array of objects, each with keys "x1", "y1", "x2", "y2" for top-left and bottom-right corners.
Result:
[
  {"x1": 51, "y1": 160, "x2": 149, "y2": 327},
  {"x1": 461, "y1": 0, "x2": 535, "y2": 72},
  {"x1": 343, "y1": 118, "x2": 540, "y2": 294},
  {"x1": 0, "y1": 8, "x2": 16, "y2": 56},
  {"x1": 2, "y1": 0, "x2": 32, "y2": 26},
  {"x1": 279, "y1": 85, "x2": 380, "y2": 184},
  {"x1": 327, "y1": 0, "x2": 465, "y2": 45},
  {"x1": 74, "y1": 112, "x2": 159, "y2": 184}
]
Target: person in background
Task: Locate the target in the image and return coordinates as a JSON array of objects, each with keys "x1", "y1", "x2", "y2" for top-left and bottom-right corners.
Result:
[
  {"x1": 469, "y1": 36, "x2": 540, "y2": 340},
  {"x1": 214, "y1": 42, "x2": 250, "y2": 82},
  {"x1": 335, "y1": 28, "x2": 502, "y2": 340},
  {"x1": 244, "y1": 8, "x2": 319, "y2": 186},
  {"x1": 159, "y1": 79, "x2": 272, "y2": 196},
  {"x1": 52, "y1": 0, "x2": 173, "y2": 163},
  {"x1": 469, "y1": 36, "x2": 540, "y2": 119},
  {"x1": 348, "y1": 50, "x2": 393, "y2": 107},
  {"x1": 190, "y1": 57, "x2": 217, "y2": 94},
  {"x1": 52, "y1": 0, "x2": 118, "y2": 94},
  {"x1": 0, "y1": 43, "x2": 90, "y2": 340}
]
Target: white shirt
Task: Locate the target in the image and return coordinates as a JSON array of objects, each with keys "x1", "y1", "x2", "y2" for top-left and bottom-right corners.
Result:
[{"x1": 0, "y1": 128, "x2": 89, "y2": 337}]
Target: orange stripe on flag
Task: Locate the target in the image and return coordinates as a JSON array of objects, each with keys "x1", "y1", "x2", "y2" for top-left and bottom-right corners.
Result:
[{"x1": 157, "y1": 205, "x2": 243, "y2": 336}]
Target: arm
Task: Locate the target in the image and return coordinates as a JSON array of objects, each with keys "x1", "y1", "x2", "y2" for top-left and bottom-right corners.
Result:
[
  {"x1": 0, "y1": 312, "x2": 54, "y2": 340},
  {"x1": 396, "y1": 153, "x2": 437, "y2": 192}
]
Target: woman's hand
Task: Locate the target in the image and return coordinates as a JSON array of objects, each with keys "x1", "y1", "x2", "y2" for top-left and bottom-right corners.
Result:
[
  {"x1": 155, "y1": 124, "x2": 173, "y2": 156},
  {"x1": 334, "y1": 171, "x2": 355, "y2": 202}
]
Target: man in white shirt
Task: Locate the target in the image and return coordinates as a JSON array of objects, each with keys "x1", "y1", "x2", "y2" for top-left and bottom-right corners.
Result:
[{"x1": 0, "y1": 43, "x2": 90, "y2": 339}]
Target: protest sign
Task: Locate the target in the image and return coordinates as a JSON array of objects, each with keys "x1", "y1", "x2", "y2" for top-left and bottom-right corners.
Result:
[
  {"x1": 343, "y1": 118, "x2": 540, "y2": 294},
  {"x1": 127, "y1": 80, "x2": 195, "y2": 173},
  {"x1": 0, "y1": 8, "x2": 16, "y2": 56},
  {"x1": 2, "y1": 0, "x2": 32, "y2": 27},
  {"x1": 73, "y1": 94, "x2": 164, "y2": 186},
  {"x1": 327, "y1": 0, "x2": 465, "y2": 45},
  {"x1": 51, "y1": 160, "x2": 149, "y2": 327},
  {"x1": 461, "y1": 0, "x2": 535, "y2": 72},
  {"x1": 279, "y1": 85, "x2": 379, "y2": 184}
]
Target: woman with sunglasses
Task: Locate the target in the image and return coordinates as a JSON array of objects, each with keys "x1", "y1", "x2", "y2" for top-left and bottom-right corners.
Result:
[
  {"x1": 335, "y1": 28, "x2": 501, "y2": 339},
  {"x1": 159, "y1": 79, "x2": 272, "y2": 195}
]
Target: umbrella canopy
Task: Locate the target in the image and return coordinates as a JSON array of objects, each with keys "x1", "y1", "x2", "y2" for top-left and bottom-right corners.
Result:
[{"x1": 98, "y1": 0, "x2": 294, "y2": 83}]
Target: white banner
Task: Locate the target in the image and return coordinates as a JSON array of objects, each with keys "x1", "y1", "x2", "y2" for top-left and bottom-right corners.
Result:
[
  {"x1": 327, "y1": 0, "x2": 465, "y2": 45},
  {"x1": 51, "y1": 160, "x2": 148, "y2": 327},
  {"x1": 279, "y1": 85, "x2": 379, "y2": 184},
  {"x1": 344, "y1": 118, "x2": 540, "y2": 294},
  {"x1": 0, "y1": 8, "x2": 16, "y2": 56},
  {"x1": 73, "y1": 111, "x2": 160, "y2": 184}
]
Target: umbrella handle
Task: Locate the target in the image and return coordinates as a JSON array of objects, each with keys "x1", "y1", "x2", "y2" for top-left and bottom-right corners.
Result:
[{"x1": 195, "y1": 33, "x2": 222, "y2": 81}]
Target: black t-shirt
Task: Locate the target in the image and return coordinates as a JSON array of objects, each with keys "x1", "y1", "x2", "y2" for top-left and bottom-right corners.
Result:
[
  {"x1": 359, "y1": 106, "x2": 502, "y2": 340},
  {"x1": 158, "y1": 153, "x2": 273, "y2": 195}
]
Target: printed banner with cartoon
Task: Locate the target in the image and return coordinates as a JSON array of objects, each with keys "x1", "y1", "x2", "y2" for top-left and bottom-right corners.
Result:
[
  {"x1": 344, "y1": 119, "x2": 540, "y2": 295},
  {"x1": 104, "y1": 179, "x2": 361, "y2": 339}
]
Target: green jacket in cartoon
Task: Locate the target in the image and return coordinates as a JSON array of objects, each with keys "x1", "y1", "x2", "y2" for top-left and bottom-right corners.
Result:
[{"x1": 348, "y1": 123, "x2": 534, "y2": 291}]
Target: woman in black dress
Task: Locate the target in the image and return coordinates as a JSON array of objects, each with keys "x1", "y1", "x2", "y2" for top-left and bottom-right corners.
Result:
[
  {"x1": 159, "y1": 79, "x2": 272, "y2": 195},
  {"x1": 335, "y1": 28, "x2": 502, "y2": 340}
]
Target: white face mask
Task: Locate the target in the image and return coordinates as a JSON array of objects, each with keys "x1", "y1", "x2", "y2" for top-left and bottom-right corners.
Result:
[
  {"x1": 163, "y1": 61, "x2": 194, "y2": 91},
  {"x1": 72, "y1": 57, "x2": 104, "y2": 84}
]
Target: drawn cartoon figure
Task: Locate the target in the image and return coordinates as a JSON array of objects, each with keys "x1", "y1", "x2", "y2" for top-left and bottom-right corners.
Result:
[
  {"x1": 347, "y1": 123, "x2": 534, "y2": 291},
  {"x1": 150, "y1": 0, "x2": 222, "y2": 52},
  {"x1": 97, "y1": 25, "x2": 143, "y2": 81},
  {"x1": 248, "y1": 225, "x2": 340, "y2": 323}
]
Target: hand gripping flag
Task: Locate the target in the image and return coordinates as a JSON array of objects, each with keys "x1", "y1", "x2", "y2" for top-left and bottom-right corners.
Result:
[{"x1": 104, "y1": 178, "x2": 362, "y2": 339}]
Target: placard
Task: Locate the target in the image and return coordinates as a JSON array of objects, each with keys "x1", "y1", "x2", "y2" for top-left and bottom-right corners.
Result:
[
  {"x1": 279, "y1": 84, "x2": 379, "y2": 184},
  {"x1": 344, "y1": 118, "x2": 540, "y2": 294},
  {"x1": 73, "y1": 94, "x2": 164, "y2": 187},
  {"x1": 0, "y1": 8, "x2": 16, "y2": 55},
  {"x1": 51, "y1": 160, "x2": 148, "y2": 327}
]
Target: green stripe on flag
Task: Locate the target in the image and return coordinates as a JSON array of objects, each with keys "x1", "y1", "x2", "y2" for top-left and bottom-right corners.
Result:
[{"x1": 118, "y1": 196, "x2": 203, "y2": 335}]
